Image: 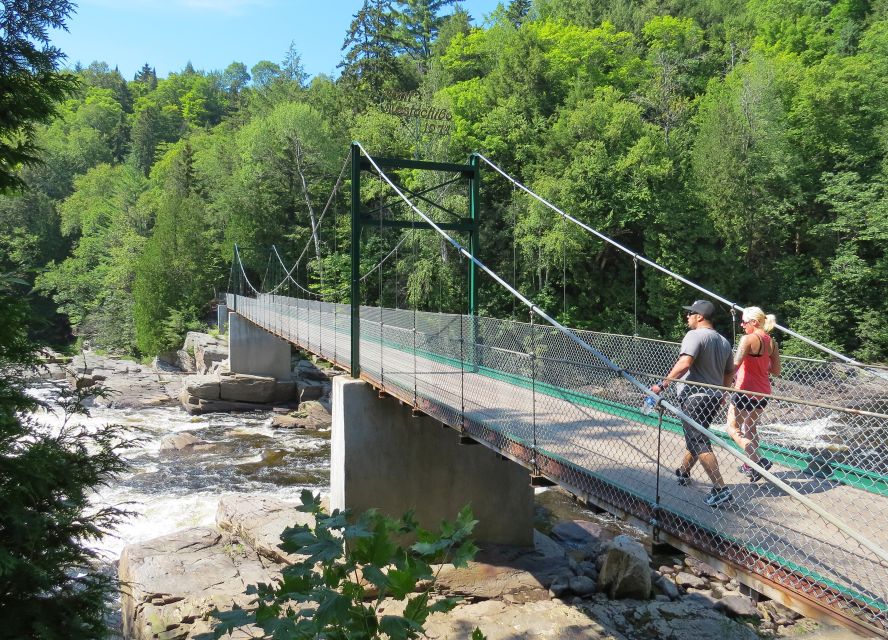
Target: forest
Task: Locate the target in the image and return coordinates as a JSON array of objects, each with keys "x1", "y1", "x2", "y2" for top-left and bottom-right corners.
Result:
[{"x1": 2, "y1": 0, "x2": 887, "y2": 362}]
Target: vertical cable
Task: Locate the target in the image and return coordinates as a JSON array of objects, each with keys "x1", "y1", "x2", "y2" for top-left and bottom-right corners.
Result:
[
  {"x1": 412, "y1": 213, "x2": 418, "y2": 409},
  {"x1": 530, "y1": 309, "x2": 538, "y2": 475},
  {"x1": 653, "y1": 409, "x2": 664, "y2": 543},
  {"x1": 379, "y1": 187, "x2": 384, "y2": 389},
  {"x1": 633, "y1": 255, "x2": 639, "y2": 337},
  {"x1": 460, "y1": 278, "x2": 466, "y2": 433},
  {"x1": 562, "y1": 217, "x2": 567, "y2": 317},
  {"x1": 512, "y1": 189, "x2": 518, "y2": 320}
]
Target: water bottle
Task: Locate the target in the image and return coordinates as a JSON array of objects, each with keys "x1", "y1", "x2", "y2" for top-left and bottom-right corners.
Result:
[{"x1": 641, "y1": 396, "x2": 656, "y2": 415}]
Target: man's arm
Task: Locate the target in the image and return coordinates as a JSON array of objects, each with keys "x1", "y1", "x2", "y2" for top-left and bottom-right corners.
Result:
[{"x1": 651, "y1": 354, "x2": 693, "y2": 393}]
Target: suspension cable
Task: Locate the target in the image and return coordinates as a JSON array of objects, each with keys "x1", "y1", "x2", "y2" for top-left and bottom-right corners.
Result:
[
  {"x1": 233, "y1": 244, "x2": 262, "y2": 295},
  {"x1": 354, "y1": 141, "x2": 888, "y2": 568},
  {"x1": 476, "y1": 153, "x2": 861, "y2": 366}
]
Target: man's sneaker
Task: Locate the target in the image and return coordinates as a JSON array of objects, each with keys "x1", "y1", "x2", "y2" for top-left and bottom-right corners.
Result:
[
  {"x1": 675, "y1": 468, "x2": 691, "y2": 486},
  {"x1": 705, "y1": 486, "x2": 733, "y2": 507},
  {"x1": 760, "y1": 457, "x2": 773, "y2": 471}
]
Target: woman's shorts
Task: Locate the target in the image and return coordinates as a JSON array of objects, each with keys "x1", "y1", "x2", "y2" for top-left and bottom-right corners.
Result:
[{"x1": 732, "y1": 393, "x2": 769, "y2": 411}]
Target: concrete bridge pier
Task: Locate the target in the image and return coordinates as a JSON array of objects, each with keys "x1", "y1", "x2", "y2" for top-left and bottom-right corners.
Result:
[
  {"x1": 331, "y1": 377, "x2": 535, "y2": 547},
  {"x1": 228, "y1": 312, "x2": 291, "y2": 379}
]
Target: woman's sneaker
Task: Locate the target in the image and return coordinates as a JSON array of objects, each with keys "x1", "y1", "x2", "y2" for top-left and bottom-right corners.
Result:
[
  {"x1": 675, "y1": 468, "x2": 691, "y2": 486},
  {"x1": 705, "y1": 486, "x2": 733, "y2": 507},
  {"x1": 738, "y1": 463, "x2": 753, "y2": 476}
]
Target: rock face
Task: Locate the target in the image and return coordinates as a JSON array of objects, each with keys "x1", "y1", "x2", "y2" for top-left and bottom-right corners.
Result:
[
  {"x1": 118, "y1": 503, "x2": 804, "y2": 640},
  {"x1": 596, "y1": 534, "x2": 652, "y2": 600},
  {"x1": 119, "y1": 527, "x2": 280, "y2": 640},
  {"x1": 63, "y1": 353, "x2": 181, "y2": 409},
  {"x1": 215, "y1": 495, "x2": 313, "y2": 564}
]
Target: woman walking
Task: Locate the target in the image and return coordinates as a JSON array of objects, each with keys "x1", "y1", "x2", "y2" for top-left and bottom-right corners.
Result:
[{"x1": 729, "y1": 306, "x2": 781, "y2": 482}]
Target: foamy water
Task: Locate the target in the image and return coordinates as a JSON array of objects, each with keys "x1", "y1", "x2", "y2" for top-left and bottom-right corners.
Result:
[{"x1": 28, "y1": 382, "x2": 331, "y2": 561}]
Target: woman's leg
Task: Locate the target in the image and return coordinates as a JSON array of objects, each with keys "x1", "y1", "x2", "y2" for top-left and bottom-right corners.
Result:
[
  {"x1": 744, "y1": 406, "x2": 765, "y2": 462},
  {"x1": 727, "y1": 403, "x2": 743, "y2": 448},
  {"x1": 734, "y1": 406, "x2": 756, "y2": 458}
]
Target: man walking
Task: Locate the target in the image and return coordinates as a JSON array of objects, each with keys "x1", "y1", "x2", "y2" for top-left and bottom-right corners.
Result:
[{"x1": 651, "y1": 300, "x2": 734, "y2": 507}]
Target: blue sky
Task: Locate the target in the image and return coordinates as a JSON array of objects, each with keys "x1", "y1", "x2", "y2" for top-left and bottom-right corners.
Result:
[{"x1": 50, "y1": 0, "x2": 503, "y2": 81}]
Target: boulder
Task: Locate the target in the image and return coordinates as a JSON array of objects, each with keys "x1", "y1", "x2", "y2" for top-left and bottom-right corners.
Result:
[
  {"x1": 183, "y1": 331, "x2": 228, "y2": 375},
  {"x1": 596, "y1": 534, "x2": 652, "y2": 600},
  {"x1": 550, "y1": 519, "x2": 609, "y2": 548},
  {"x1": 654, "y1": 574, "x2": 681, "y2": 600},
  {"x1": 183, "y1": 375, "x2": 220, "y2": 400},
  {"x1": 119, "y1": 527, "x2": 281, "y2": 640},
  {"x1": 674, "y1": 571, "x2": 707, "y2": 589},
  {"x1": 270, "y1": 401, "x2": 331, "y2": 430},
  {"x1": 296, "y1": 379, "x2": 328, "y2": 402},
  {"x1": 296, "y1": 359, "x2": 330, "y2": 381},
  {"x1": 569, "y1": 575, "x2": 597, "y2": 597},
  {"x1": 216, "y1": 495, "x2": 314, "y2": 564},
  {"x1": 220, "y1": 374, "x2": 277, "y2": 403},
  {"x1": 714, "y1": 594, "x2": 762, "y2": 619},
  {"x1": 159, "y1": 432, "x2": 214, "y2": 452}
]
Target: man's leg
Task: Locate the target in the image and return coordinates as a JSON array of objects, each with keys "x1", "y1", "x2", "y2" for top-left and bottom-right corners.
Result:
[
  {"x1": 679, "y1": 450, "x2": 696, "y2": 475},
  {"x1": 698, "y1": 451, "x2": 725, "y2": 489}
]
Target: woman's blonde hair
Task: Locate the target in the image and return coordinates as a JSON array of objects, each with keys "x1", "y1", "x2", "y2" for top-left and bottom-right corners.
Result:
[{"x1": 742, "y1": 306, "x2": 776, "y2": 333}]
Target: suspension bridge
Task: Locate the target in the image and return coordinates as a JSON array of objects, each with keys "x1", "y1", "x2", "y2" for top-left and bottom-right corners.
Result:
[{"x1": 226, "y1": 143, "x2": 888, "y2": 637}]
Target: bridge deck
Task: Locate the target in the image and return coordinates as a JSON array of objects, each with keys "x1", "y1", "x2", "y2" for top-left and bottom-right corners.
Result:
[{"x1": 229, "y1": 296, "x2": 888, "y2": 633}]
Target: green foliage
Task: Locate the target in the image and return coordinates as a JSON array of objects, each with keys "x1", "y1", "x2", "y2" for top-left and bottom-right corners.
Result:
[
  {"x1": 4, "y1": 0, "x2": 888, "y2": 362},
  {"x1": 210, "y1": 491, "x2": 484, "y2": 640},
  {"x1": 0, "y1": 277, "x2": 131, "y2": 638},
  {"x1": 0, "y1": 0, "x2": 79, "y2": 191}
]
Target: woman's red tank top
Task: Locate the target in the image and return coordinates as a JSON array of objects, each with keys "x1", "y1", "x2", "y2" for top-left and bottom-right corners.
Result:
[{"x1": 736, "y1": 333, "x2": 772, "y2": 394}]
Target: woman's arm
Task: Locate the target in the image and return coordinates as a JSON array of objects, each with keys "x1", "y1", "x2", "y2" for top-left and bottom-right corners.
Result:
[{"x1": 733, "y1": 335, "x2": 750, "y2": 373}]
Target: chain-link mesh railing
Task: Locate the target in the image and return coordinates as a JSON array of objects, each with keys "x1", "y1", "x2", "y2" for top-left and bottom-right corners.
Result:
[{"x1": 226, "y1": 290, "x2": 888, "y2": 635}]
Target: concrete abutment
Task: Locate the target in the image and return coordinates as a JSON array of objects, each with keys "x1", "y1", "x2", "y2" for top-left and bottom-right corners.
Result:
[
  {"x1": 228, "y1": 312, "x2": 291, "y2": 379},
  {"x1": 331, "y1": 376, "x2": 535, "y2": 546}
]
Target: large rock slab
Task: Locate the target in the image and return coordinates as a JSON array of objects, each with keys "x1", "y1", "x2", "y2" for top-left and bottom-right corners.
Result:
[
  {"x1": 219, "y1": 374, "x2": 277, "y2": 403},
  {"x1": 596, "y1": 534, "x2": 652, "y2": 600},
  {"x1": 583, "y1": 596, "x2": 761, "y2": 640},
  {"x1": 65, "y1": 353, "x2": 180, "y2": 409},
  {"x1": 183, "y1": 375, "x2": 220, "y2": 400},
  {"x1": 215, "y1": 495, "x2": 315, "y2": 564},
  {"x1": 407, "y1": 598, "x2": 619, "y2": 639},
  {"x1": 119, "y1": 527, "x2": 281, "y2": 640},
  {"x1": 434, "y1": 531, "x2": 568, "y2": 602}
]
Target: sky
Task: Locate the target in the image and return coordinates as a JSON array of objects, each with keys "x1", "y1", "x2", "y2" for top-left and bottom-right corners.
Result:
[{"x1": 49, "y1": 0, "x2": 504, "y2": 81}]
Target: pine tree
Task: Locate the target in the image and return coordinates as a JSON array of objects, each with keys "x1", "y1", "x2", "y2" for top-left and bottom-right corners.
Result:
[
  {"x1": 0, "y1": 0, "x2": 78, "y2": 190},
  {"x1": 339, "y1": 0, "x2": 405, "y2": 98},
  {"x1": 395, "y1": 0, "x2": 461, "y2": 66}
]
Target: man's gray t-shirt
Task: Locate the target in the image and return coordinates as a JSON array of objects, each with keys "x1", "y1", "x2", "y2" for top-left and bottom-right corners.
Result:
[{"x1": 677, "y1": 328, "x2": 733, "y2": 396}]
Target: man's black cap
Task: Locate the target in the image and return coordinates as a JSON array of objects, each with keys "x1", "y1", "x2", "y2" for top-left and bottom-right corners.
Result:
[{"x1": 682, "y1": 299, "x2": 716, "y2": 320}]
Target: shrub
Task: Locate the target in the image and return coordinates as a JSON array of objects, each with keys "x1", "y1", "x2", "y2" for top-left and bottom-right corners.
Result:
[{"x1": 211, "y1": 491, "x2": 485, "y2": 639}]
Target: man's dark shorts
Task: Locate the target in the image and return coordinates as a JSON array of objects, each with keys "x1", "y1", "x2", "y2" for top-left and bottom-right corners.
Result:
[{"x1": 680, "y1": 392, "x2": 721, "y2": 456}]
